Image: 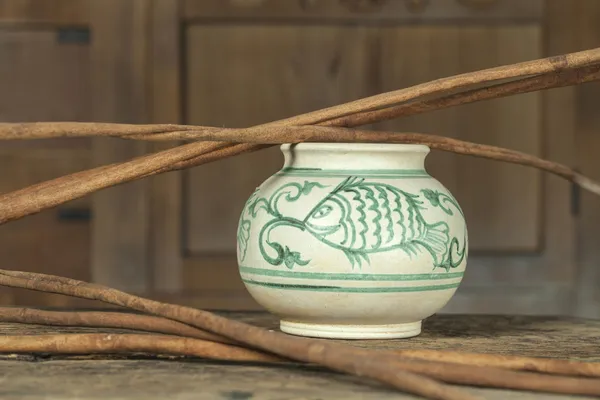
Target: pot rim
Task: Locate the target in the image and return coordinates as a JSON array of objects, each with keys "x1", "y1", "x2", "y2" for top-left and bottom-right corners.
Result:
[{"x1": 280, "y1": 142, "x2": 430, "y2": 153}]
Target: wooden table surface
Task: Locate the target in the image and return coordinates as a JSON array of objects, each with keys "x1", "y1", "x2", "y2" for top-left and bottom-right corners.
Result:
[{"x1": 1, "y1": 311, "x2": 599, "y2": 400}]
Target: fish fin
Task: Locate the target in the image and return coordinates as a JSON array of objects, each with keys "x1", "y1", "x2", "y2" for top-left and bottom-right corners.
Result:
[
  {"x1": 334, "y1": 176, "x2": 364, "y2": 193},
  {"x1": 403, "y1": 242, "x2": 421, "y2": 258},
  {"x1": 343, "y1": 250, "x2": 357, "y2": 269},
  {"x1": 354, "y1": 253, "x2": 362, "y2": 269},
  {"x1": 423, "y1": 222, "x2": 450, "y2": 257},
  {"x1": 358, "y1": 252, "x2": 370, "y2": 265},
  {"x1": 342, "y1": 250, "x2": 370, "y2": 269}
]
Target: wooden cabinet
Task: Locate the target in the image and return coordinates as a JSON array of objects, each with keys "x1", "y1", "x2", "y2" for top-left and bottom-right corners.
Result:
[
  {"x1": 0, "y1": 0, "x2": 150, "y2": 307},
  {"x1": 0, "y1": 2, "x2": 93, "y2": 306},
  {"x1": 2, "y1": 0, "x2": 600, "y2": 317}
]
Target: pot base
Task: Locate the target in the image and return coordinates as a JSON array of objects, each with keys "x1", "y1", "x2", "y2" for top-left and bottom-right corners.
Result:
[{"x1": 279, "y1": 320, "x2": 422, "y2": 339}]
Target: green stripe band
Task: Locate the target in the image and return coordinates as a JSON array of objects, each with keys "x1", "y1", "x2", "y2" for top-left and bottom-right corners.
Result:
[
  {"x1": 240, "y1": 266, "x2": 464, "y2": 281},
  {"x1": 242, "y1": 278, "x2": 460, "y2": 293},
  {"x1": 275, "y1": 173, "x2": 431, "y2": 179},
  {"x1": 275, "y1": 168, "x2": 430, "y2": 178}
]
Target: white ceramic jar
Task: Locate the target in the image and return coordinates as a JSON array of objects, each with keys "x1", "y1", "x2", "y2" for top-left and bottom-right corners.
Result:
[{"x1": 236, "y1": 143, "x2": 468, "y2": 339}]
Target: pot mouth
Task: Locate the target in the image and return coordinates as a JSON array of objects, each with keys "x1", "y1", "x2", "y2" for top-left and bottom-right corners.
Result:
[{"x1": 280, "y1": 142, "x2": 430, "y2": 154}]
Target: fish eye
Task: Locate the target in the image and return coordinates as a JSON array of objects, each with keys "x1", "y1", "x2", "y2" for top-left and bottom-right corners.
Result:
[{"x1": 313, "y1": 205, "x2": 333, "y2": 219}]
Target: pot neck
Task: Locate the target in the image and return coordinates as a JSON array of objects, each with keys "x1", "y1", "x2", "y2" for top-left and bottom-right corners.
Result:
[{"x1": 280, "y1": 143, "x2": 430, "y2": 172}]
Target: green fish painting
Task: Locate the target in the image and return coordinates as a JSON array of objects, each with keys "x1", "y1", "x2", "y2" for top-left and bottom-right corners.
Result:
[
  {"x1": 302, "y1": 176, "x2": 454, "y2": 268},
  {"x1": 238, "y1": 176, "x2": 466, "y2": 271}
]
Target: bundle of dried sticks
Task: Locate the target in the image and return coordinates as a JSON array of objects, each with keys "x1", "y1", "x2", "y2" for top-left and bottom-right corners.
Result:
[{"x1": 1, "y1": 47, "x2": 600, "y2": 400}]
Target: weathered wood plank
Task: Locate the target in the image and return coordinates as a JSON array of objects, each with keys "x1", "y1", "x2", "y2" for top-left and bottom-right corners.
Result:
[
  {"x1": 1, "y1": 313, "x2": 599, "y2": 360},
  {"x1": 0, "y1": 313, "x2": 597, "y2": 400},
  {"x1": 573, "y1": 0, "x2": 600, "y2": 319},
  {"x1": 0, "y1": 28, "x2": 93, "y2": 307},
  {"x1": 89, "y1": 0, "x2": 151, "y2": 293},
  {"x1": 148, "y1": 0, "x2": 183, "y2": 293},
  {"x1": 1, "y1": 359, "x2": 593, "y2": 400}
]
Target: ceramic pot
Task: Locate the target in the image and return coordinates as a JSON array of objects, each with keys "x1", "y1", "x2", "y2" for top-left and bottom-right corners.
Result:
[{"x1": 236, "y1": 142, "x2": 468, "y2": 339}]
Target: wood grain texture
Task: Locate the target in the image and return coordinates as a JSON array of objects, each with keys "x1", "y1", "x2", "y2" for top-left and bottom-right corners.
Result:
[
  {"x1": 572, "y1": 0, "x2": 600, "y2": 319},
  {"x1": 0, "y1": 0, "x2": 87, "y2": 25},
  {"x1": 178, "y1": 255, "x2": 262, "y2": 310},
  {"x1": 432, "y1": 23, "x2": 575, "y2": 315},
  {"x1": 148, "y1": 0, "x2": 183, "y2": 293},
  {"x1": 377, "y1": 25, "x2": 543, "y2": 252},
  {"x1": 184, "y1": 24, "x2": 378, "y2": 254},
  {"x1": 183, "y1": 0, "x2": 544, "y2": 22},
  {"x1": 2, "y1": 312, "x2": 600, "y2": 359},
  {"x1": 89, "y1": 0, "x2": 151, "y2": 293},
  {"x1": 3, "y1": 360, "x2": 586, "y2": 400},
  {"x1": 0, "y1": 313, "x2": 598, "y2": 399},
  {"x1": 0, "y1": 28, "x2": 92, "y2": 307}
]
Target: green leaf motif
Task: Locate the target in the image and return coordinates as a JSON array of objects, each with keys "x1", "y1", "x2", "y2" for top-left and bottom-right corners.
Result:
[
  {"x1": 301, "y1": 180, "x2": 327, "y2": 195},
  {"x1": 237, "y1": 220, "x2": 251, "y2": 260},
  {"x1": 238, "y1": 187, "x2": 260, "y2": 262},
  {"x1": 283, "y1": 246, "x2": 310, "y2": 269}
]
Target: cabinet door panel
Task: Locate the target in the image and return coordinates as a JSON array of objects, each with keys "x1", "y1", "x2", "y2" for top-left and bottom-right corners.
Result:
[
  {"x1": 185, "y1": 25, "x2": 378, "y2": 254},
  {"x1": 185, "y1": 24, "x2": 544, "y2": 256},
  {"x1": 377, "y1": 25, "x2": 542, "y2": 253},
  {"x1": 0, "y1": 29, "x2": 92, "y2": 306}
]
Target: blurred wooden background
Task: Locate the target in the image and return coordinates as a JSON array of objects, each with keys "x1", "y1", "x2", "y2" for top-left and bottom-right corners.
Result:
[{"x1": 1, "y1": 0, "x2": 599, "y2": 317}]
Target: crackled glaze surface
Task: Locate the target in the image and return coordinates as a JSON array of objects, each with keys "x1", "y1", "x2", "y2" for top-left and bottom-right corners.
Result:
[{"x1": 236, "y1": 143, "x2": 468, "y2": 339}]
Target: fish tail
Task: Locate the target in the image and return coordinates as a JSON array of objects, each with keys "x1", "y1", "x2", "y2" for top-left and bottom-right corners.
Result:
[{"x1": 422, "y1": 222, "x2": 450, "y2": 258}]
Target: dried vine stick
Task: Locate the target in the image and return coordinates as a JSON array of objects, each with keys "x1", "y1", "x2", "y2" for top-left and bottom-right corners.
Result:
[
  {"x1": 4, "y1": 64, "x2": 600, "y2": 141},
  {"x1": 0, "y1": 333, "x2": 283, "y2": 363},
  {"x1": 0, "y1": 274, "x2": 473, "y2": 400},
  {"x1": 3, "y1": 271, "x2": 600, "y2": 398},
  {"x1": 2, "y1": 125, "x2": 599, "y2": 226},
  {"x1": 0, "y1": 140, "x2": 231, "y2": 224},
  {"x1": 4, "y1": 48, "x2": 597, "y2": 140},
  {"x1": 393, "y1": 350, "x2": 600, "y2": 379},
  {"x1": 170, "y1": 47, "x2": 600, "y2": 189},
  {"x1": 0, "y1": 307, "x2": 234, "y2": 344},
  {"x1": 152, "y1": 47, "x2": 600, "y2": 171},
  {"x1": 325, "y1": 63, "x2": 600, "y2": 128},
  {"x1": 1, "y1": 48, "x2": 600, "y2": 225},
  {"x1": 272, "y1": 47, "x2": 600, "y2": 126},
  {"x1": 3, "y1": 307, "x2": 600, "y2": 380}
]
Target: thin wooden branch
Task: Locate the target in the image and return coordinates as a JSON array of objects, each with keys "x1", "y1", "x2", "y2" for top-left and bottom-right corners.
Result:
[
  {"x1": 0, "y1": 333, "x2": 282, "y2": 363},
  {"x1": 325, "y1": 64, "x2": 600, "y2": 128},
  {"x1": 1, "y1": 331, "x2": 599, "y2": 398},
  {"x1": 2, "y1": 125, "x2": 599, "y2": 225},
  {"x1": 0, "y1": 48, "x2": 599, "y2": 226},
  {"x1": 3, "y1": 64, "x2": 599, "y2": 141},
  {"x1": 0, "y1": 307, "x2": 234, "y2": 344},
  {"x1": 0, "y1": 273, "x2": 473, "y2": 400},
  {"x1": 0, "y1": 122, "x2": 200, "y2": 140},
  {"x1": 3, "y1": 270, "x2": 600, "y2": 398},
  {"x1": 4, "y1": 47, "x2": 595, "y2": 141},
  {"x1": 0, "y1": 140, "x2": 230, "y2": 224},
  {"x1": 173, "y1": 47, "x2": 600, "y2": 185},
  {"x1": 274, "y1": 47, "x2": 600, "y2": 127},
  {"x1": 3, "y1": 307, "x2": 600, "y2": 380},
  {"x1": 394, "y1": 349, "x2": 600, "y2": 379}
]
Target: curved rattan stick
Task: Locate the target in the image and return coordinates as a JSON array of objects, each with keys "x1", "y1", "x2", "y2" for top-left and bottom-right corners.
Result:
[
  {"x1": 3, "y1": 63, "x2": 599, "y2": 141},
  {"x1": 3, "y1": 306, "x2": 600, "y2": 379},
  {"x1": 1, "y1": 125, "x2": 598, "y2": 225},
  {"x1": 3, "y1": 270, "x2": 600, "y2": 398}
]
